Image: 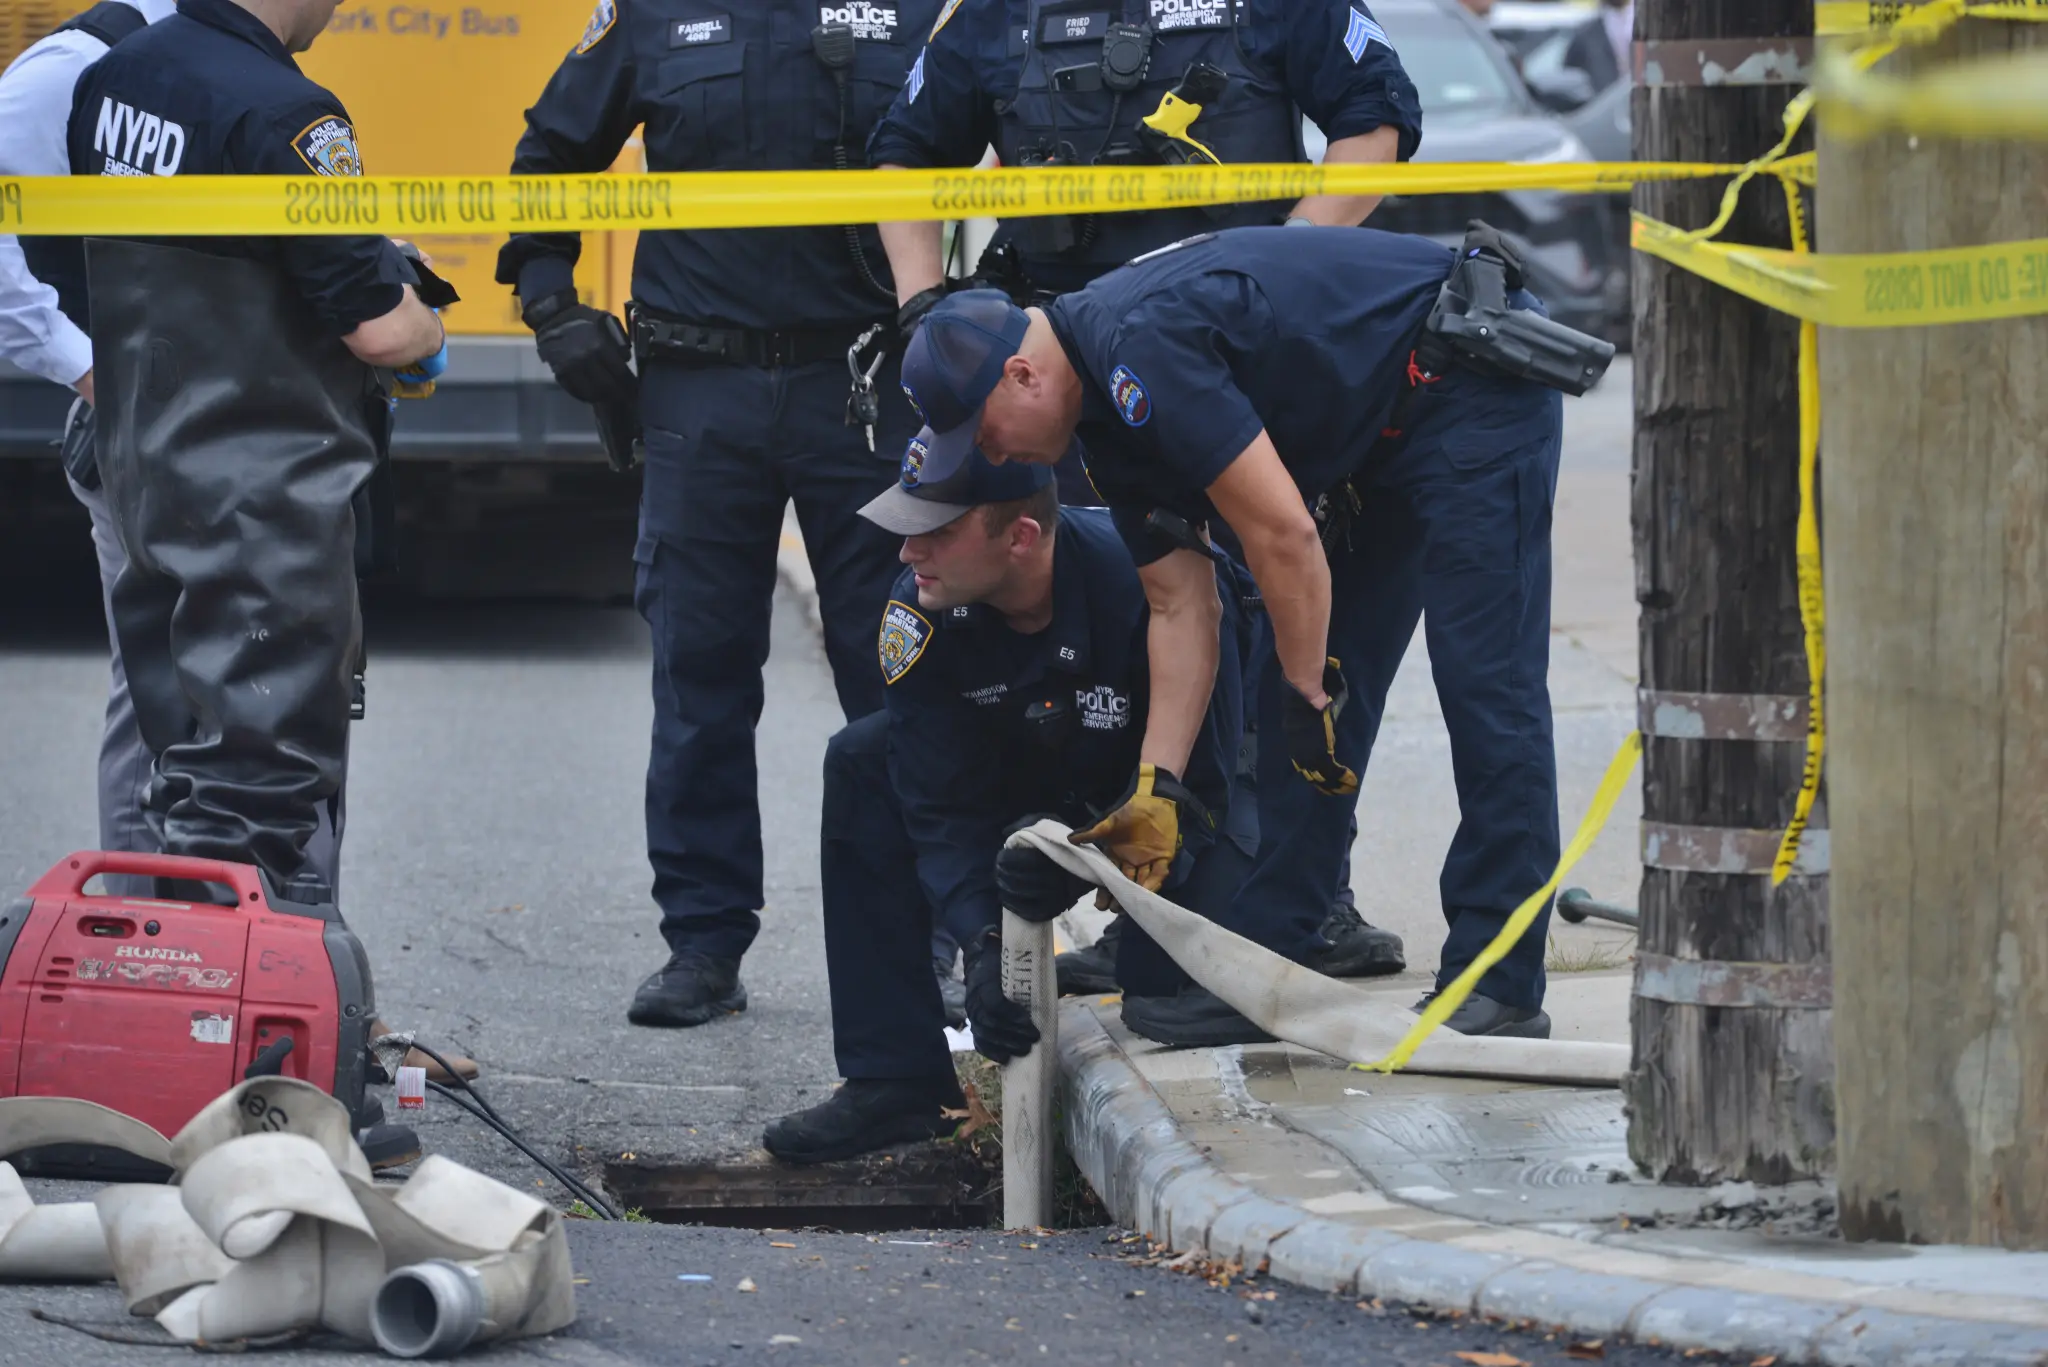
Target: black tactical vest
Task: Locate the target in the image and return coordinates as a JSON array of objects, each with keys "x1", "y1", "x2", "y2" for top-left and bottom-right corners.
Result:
[{"x1": 995, "y1": 0, "x2": 1303, "y2": 283}]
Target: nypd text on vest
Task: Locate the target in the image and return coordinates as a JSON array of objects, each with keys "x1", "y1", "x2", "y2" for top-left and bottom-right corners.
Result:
[{"x1": 93, "y1": 98, "x2": 188, "y2": 177}]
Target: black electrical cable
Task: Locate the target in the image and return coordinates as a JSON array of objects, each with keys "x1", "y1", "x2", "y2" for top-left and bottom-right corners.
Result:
[{"x1": 397, "y1": 1040, "x2": 619, "y2": 1220}]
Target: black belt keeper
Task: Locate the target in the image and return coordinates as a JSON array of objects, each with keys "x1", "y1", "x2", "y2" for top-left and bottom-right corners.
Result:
[{"x1": 631, "y1": 309, "x2": 889, "y2": 369}]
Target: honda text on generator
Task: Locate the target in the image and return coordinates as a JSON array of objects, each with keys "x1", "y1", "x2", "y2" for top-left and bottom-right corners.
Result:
[{"x1": 0, "y1": 851, "x2": 375, "y2": 1175}]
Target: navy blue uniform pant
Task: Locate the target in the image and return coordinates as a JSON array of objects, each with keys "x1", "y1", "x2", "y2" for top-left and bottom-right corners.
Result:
[
  {"x1": 1226, "y1": 367, "x2": 1563, "y2": 1010},
  {"x1": 636, "y1": 355, "x2": 914, "y2": 961},
  {"x1": 821, "y1": 710, "x2": 1230, "y2": 1081}
]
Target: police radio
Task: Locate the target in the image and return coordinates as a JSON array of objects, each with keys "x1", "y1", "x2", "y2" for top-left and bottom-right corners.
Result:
[{"x1": 1423, "y1": 222, "x2": 1617, "y2": 398}]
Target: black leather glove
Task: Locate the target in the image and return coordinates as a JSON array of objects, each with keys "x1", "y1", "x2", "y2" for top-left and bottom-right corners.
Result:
[
  {"x1": 962, "y1": 931, "x2": 1039, "y2": 1065},
  {"x1": 896, "y1": 284, "x2": 949, "y2": 345},
  {"x1": 995, "y1": 815, "x2": 1093, "y2": 923},
  {"x1": 524, "y1": 290, "x2": 637, "y2": 408},
  {"x1": 1460, "y1": 219, "x2": 1526, "y2": 291},
  {"x1": 1280, "y1": 657, "x2": 1361, "y2": 798}
]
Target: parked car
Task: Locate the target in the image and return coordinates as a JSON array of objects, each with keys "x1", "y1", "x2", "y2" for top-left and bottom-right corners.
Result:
[{"x1": 1304, "y1": 0, "x2": 1630, "y2": 346}]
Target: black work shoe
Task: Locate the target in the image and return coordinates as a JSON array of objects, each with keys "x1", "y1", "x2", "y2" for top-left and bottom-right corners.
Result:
[
  {"x1": 1414, "y1": 990, "x2": 1552, "y2": 1039},
  {"x1": 763, "y1": 1077, "x2": 966, "y2": 1166},
  {"x1": 1055, "y1": 915, "x2": 1123, "y2": 997},
  {"x1": 1308, "y1": 901, "x2": 1406, "y2": 978},
  {"x1": 935, "y1": 953, "x2": 967, "y2": 1030},
  {"x1": 627, "y1": 951, "x2": 748, "y2": 1028},
  {"x1": 360, "y1": 1122, "x2": 422, "y2": 1171},
  {"x1": 1121, "y1": 986, "x2": 1275, "y2": 1048}
]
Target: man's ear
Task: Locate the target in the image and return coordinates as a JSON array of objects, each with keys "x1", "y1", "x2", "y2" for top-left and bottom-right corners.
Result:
[
  {"x1": 1009, "y1": 516, "x2": 1046, "y2": 556},
  {"x1": 1002, "y1": 353, "x2": 1035, "y2": 392}
]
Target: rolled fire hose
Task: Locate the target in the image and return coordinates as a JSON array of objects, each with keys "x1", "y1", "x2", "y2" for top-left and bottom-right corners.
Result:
[{"x1": 0, "y1": 1077, "x2": 575, "y2": 1357}]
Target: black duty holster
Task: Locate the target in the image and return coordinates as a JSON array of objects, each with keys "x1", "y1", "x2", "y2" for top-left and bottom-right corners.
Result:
[{"x1": 87, "y1": 239, "x2": 384, "y2": 889}]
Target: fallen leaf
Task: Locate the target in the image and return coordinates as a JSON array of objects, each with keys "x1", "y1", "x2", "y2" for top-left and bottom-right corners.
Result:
[
  {"x1": 1453, "y1": 1353, "x2": 1527, "y2": 1367},
  {"x1": 770, "y1": 1242, "x2": 796, "y2": 1249},
  {"x1": 769, "y1": 1336, "x2": 801, "y2": 1346},
  {"x1": 1752, "y1": 1358, "x2": 1779, "y2": 1367},
  {"x1": 737, "y1": 1278, "x2": 757, "y2": 1293},
  {"x1": 946, "y1": 1081, "x2": 1000, "y2": 1139},
  {"x1": 1566, "y1": 1342, "x2": 1606, "y2": 1361}
]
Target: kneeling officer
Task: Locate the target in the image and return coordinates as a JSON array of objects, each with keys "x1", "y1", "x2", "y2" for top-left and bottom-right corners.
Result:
[{"x1": 764, "y1": 445, "x2": 1245, "y2": 1164}]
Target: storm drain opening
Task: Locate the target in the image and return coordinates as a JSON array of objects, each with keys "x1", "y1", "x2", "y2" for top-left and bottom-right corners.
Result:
[{"x1": 603, "y1": 1147, "x2": 997, "y2": 1233}]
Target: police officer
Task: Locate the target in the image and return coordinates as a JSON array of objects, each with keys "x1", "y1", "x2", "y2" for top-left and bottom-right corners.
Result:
[
  {"x1": 498, "y1": 0, "x2": 947, "y2": 1028},
  {"x1": 893, "y1": 226, "x2": 1614, "y2": 1042},
  {"x1": 868, "y1": 0, "x2": 1422, "y2": 456},
  {"x1": 65, "y1": 0, "x2": 480, "y2": 1095},
  {"x1": 763, "y1": 445, "x2": 1253, "y2": 1162},
  {"x1": 1, "y1": 0, "x2": 176, "y2": 900}
]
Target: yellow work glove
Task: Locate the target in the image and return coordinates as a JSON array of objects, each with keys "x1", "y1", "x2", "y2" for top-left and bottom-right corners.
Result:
[
  {"x1": 1281, "y1": 657, "x2": 1361, "y2": 797},
  {"x1": 1069, "y1": 763, "x2": 1210, "y2": 893}
]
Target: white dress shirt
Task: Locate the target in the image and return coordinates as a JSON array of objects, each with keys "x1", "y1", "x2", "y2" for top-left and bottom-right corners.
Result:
[{"x1": 0, "y1": 0, "x2": 176, "y2": 389}]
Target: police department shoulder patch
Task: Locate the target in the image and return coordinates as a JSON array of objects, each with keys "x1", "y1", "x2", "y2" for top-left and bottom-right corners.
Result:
[
  {"x1": 576, "y1": 0, "x2": 617, "y2": 53},
  {"x1": 1109, "y1": 364, "x2": 1151, "y2": 427},
  {"x1": 292, "y1": 116, "x2": 363, "y2": 176},
  {"x1": 929, "y1": 0, "x2": 964, "y2": 40},
  {"x1": 879, "y1": 599, "x2": 932, "y2": 684}
]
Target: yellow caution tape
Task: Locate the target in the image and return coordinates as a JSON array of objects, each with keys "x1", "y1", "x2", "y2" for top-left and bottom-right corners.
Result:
[
  {"x1": 1815, "y1": 0, "x2": 2048, "y2": 37},
  {"x1": 1770, "y1": 179, "x2": 1827, "y2": 886},
  {"x1": 0, "y1": 160, "x2": 1739, "y2": 238},
  {"x1": 1359, "y1": 732, "x2": 1642, "y2": 1076},
  {"x1": 1813, "y1": 42, "x2": 2048, "y2": 141},
  {"x1": 1631, "y1": 212, "x2": 2048, "y2": 327}
]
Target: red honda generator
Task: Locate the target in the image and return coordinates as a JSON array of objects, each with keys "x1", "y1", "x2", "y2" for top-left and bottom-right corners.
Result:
[{"x1": 0, "y1": 852, "x2": 375, "y2": 1168}]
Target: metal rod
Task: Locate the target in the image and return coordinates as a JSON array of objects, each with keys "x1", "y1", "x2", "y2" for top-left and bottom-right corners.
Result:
[
  {"x1": 1556, "y1": 887, "x2": 1641, "y2": 929},
  {"x1": 1000, "y1": 908, "x2": 1057, "y2": 1231}
]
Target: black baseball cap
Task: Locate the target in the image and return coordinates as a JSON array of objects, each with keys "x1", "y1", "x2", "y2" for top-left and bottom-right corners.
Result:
[
  {"x1": 897, "y1": 289, "x2": 1032, "y2": 485},
  {"x1": 858, "y1": 431, "x2": 1054, "y2": 535}
]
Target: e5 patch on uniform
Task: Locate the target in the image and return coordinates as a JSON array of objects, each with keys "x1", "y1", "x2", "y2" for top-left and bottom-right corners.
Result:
[
  {"x1": 293, "y1": 116, "x2": 362, "y2": 176},
  {"x1": 575, "y1": 0, "x2": 616, "y2": 52},
  {"x1": 879, "y1": 600, "x2": 932, "y2": 684}
]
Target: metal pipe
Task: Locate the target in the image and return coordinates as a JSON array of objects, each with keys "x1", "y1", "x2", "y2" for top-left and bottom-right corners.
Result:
[
  {"x1": 1556, "y1": 887, "x2": 1640, "y2": 929},
  {"x1": 1000, "y1": 908, "x2": 1057, "y2": 1231}
]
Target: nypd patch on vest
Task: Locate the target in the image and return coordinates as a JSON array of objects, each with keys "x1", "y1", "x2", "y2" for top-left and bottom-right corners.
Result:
[
  {"x1": 1149, "y1": 0, "x2": 1230, "y2": 31},
  {"x1": 820, "y1": 0, "x2": 898, "y2": 41},
  {"x1": 880, "y1": 600, "x2": 932, "y2": 684},
  {"x1": 574, "y1": 0, "x2": 615, "y2": 52},
  {"x1": 1110, "y1": 365, "x2": 1151, "y2": 427},
  {"x1": 292, "y1": 116, "x2": 362, "y2": 176}
]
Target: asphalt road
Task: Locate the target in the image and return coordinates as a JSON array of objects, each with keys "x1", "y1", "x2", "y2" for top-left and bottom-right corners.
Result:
[{"x1": 0, "y1": 1220, "x2": 1699, "y2": 1367}]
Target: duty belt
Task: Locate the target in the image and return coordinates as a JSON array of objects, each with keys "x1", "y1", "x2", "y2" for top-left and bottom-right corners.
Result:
[{"x1": 629, "y1": 305, "x2": 890, "y2": 369}]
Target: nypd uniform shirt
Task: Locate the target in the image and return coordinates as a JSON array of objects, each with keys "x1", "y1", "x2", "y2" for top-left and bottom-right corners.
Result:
[
  {"x1": 869, "y1": 0, "x2": 1422, "y2": 181},
  {"x1": 496, "y1": 0, "x2": 943, "y2": 331},
  {"x1": 64, "y1": 0, "x2": 415, "y2": 335},
  {"x1": 880, "y1": 507, "x2": 1241, "y2": 944},
  {"x1": 1043, "y1": 225, "x2": 1456, "y2": 566}
]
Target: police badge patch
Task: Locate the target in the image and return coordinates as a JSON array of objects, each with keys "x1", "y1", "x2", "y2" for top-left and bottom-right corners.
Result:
[
  {"x1": 879, "y1": 600, "x2": 932, "y2": 684},
  {"x1": 576, "y1": 0, "x2": 617, "y2": 53},
  {"x1": 292, "y1": 116, "x2": 362, "y2": 176},
  {"x1": 929, "y1": 0, "x2": 964, "y2": 40}
]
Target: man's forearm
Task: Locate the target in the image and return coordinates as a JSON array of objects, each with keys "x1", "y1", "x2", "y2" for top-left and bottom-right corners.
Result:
[
  {"x1": 1245, "y1": 524, "x2": 1334, "y2": 704},
  {"x1": 1140, "y1": 594, "x2": 1222, "y2": 779},
  {"x1": 1289, "y1": 126, "x2": 1401, "y2": 227},
  {"x1": 877, "y1": 166, "x2": 947, "y2": 303}
]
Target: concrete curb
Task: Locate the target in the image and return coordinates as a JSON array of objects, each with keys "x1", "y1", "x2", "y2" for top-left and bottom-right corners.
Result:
[{"x1": 1054, "y1": 1002, "x2": 2048, "y2": 1367}]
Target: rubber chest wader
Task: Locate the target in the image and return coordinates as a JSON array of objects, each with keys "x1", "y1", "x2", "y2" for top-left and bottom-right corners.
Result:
[
  {"x1": 87, "y1": 239, "x2": 384, "y2": 890},
  {"x1": 996, "y1": 0, "x2": 1302, "y2": 277}
]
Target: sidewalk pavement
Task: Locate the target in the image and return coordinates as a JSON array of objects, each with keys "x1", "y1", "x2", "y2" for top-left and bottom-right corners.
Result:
[{"x1": 780, "y1": 362, "x2": 2048, "y2": 1364}]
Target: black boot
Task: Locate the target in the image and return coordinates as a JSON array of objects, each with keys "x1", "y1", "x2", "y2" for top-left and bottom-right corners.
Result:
[
  {"x1": 1121, "y1": 986, "x2": 1274, "y2": 1048},
  {"x1": 1307, "y1": 902, "x2": 1406, "y2": 978},
  {"x1": 628, "y1": 950, "x2": 747, "y2": 1027},
  {"x1": 763, "y1": 1077, "x2": 965, "y2": 1165},
  {"x1": 1414, "y1": 990, "x2": 1552, "y2": 1039},
  {"x1": 1055, "y1": 915, "x2": 1123, "y2": 997}
]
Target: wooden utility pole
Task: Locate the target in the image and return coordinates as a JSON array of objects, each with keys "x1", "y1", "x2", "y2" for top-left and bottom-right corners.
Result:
[
  {"x1": 1819, "y1": 19, "x2": 2048, "y2": 1248},
  {"x1": 1625, "y1": 0, "x2": 1834, "y2": 1182}
]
